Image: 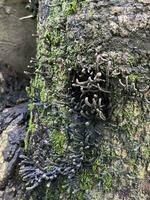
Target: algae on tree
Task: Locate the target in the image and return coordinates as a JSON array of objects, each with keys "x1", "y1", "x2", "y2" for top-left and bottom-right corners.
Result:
[{"x1": 20, "y1": 0, "x2": 150, "y2": 199}]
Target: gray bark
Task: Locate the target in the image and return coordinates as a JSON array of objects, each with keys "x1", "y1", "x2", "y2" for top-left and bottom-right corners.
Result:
[{"x1": 0, "y1": 0, "x2": 150, "y2": 199}]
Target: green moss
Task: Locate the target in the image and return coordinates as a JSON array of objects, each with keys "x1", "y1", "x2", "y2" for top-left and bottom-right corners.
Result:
[
  {"x1": 51, "y1": 130, "x2": 67, "y2": 155},
  {"x1": 127, "y1": 55, "x2": 135, "y2": 66},
  {"x1": 128, "y1": 73, "x2": 139, "y2": 81},
  {"x1": 63, "y1": 0, "x2": 78, "y2": 16},
  {"x1": 79, "y1": 170, "x2": 93, "y2": 191},
  {"x1": 24, "y1": 103, "x2": 36, "y2": 151},
  {"x1": 63, "y1": 0, "x2": 86, "y2": 16},
  {"x1": 102, "y1": 172, "x2": 113, "y2": 192},
  {"x1": 92, "y1": 157, "x2": 113, "y2": 192},
  {"x1": 92, "y1": 159, "x2": 101, "y2": 178}
]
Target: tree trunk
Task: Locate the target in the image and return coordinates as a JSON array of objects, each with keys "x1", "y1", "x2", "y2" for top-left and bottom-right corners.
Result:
[
  {"x1": 21, "y1": 0, "x2": 149, "y2": 199},
  {"x1": 1, "y1": 0, "x2": 150, "y2": 199}
]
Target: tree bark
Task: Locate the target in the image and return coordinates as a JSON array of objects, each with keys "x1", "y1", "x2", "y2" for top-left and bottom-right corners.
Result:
[
  {"x1": 1, "y1": 0, "x2": 150, "y2": 199},
  {"x1": 21, "y1": 0, "x2": 149, "y2": 199}
]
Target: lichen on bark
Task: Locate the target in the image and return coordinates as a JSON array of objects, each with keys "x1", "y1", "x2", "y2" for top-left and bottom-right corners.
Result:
[{"x1": 20, "y1": 0, "x2": 150, "y2": 199}]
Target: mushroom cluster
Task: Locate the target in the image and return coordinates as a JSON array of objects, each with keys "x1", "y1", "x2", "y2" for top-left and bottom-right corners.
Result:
[
  {"x1": 19, "y1": 152, "x2": 83, "y2": 191},
  {"x1": 67, "y1": 61, "x2": 150, "y2": 122},
  {"x1": 68, "y1": 66, "x2": 111, "y2": 121},
  {"x1": 119, "y1": 71, "x2": 150, "y2": 104}
]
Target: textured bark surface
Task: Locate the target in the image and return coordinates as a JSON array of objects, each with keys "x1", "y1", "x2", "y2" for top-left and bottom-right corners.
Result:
[
  {"x1": 0, "y1": 103, "x2": 28, "y2": 200},
  {"x1": 0, "y1": 0, "x2": 149, "y2": 199},
  {"x1": 19, "y1": 0, "x2": 149, "y2": 199}
]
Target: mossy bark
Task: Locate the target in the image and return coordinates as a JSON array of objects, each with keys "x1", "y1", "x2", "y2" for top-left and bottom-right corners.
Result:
[{"x1": 23, "y1": 0, "x2": 150, "y2": 199}]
